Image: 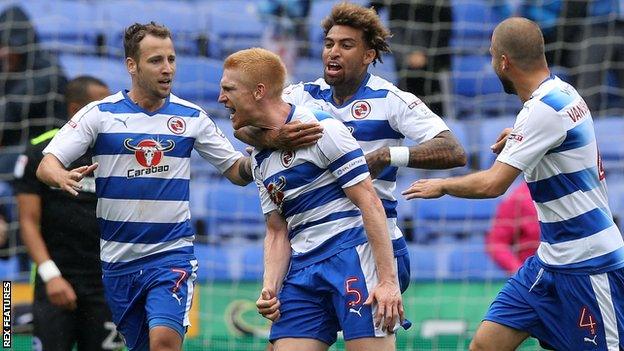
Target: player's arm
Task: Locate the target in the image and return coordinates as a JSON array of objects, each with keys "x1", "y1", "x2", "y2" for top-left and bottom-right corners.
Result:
[
  {"x1": 17, "y1": 193, "x2": 78, "y2": 310},
  {"x1": 256, "y1": 210, "x2": 290, "y2": 321},
  {"x1": 36, "y1": 106, "x2": 99, "y2": 195},
  {"x1": 36, "y1": 154, "x2": 97, "y2": 197},
  {"x1": 223, "y1": 156, "x2": 253, "y2": 186},
  {"x1": 403, "y1": 161, "x2": 521, "y2": 200},
  {"x1": 490, "y1": 127, "x2": 513, "y2": 154},
  {"x1": 234, "y1": 121, "x2": 323, "y2": 150},
  {"x1": 366, "y1": 130, "x2": 467, "y2": 178},
  {"x1": 344, "y1": 178, "x2": 403, "y2": 333}
]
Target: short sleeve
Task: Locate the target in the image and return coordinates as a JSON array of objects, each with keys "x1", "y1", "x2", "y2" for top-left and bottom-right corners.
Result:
[
  {"x1": 497, "y1": 103, "x2": 566, "y2": 173},
  {"x1": 43, "y1": 104, "x2": 100, "y2": 167},
  {"x1": 317, "y1": 119, "x2": 369, "y2": 188},
  {"x1": 193, "y1": 112, "x2": 244, "y2": 174},
  {"x1": 251, "y1": 156, "x2": 278, "y2": 215},
  {"x1": 388, "y1": 91, "x2": 449, "y2": 144},
  {"x1": 256, "y1": 178, "x2": 278, "y2": 215}
]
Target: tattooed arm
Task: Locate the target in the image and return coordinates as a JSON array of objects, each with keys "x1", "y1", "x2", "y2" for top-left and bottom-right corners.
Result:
[{"x1": 365, "y1": 130, "x2": 467, "y2": 178}]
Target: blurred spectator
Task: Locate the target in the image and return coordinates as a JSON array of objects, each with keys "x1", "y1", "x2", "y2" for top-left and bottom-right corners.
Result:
[
  {"x1": 0, "y1": 5, "x2": 67, "y2": 146},
  {"x1": 370, "y1": 0, "x2": 452, "y2": 117},
  {"x1": 571, "y1": 0, "x2": 624, "y2": 116},
  {"x1": 259, "y1": 0, "x2": 311, "y2": 75},
  {"x1": 485, "y1": 182, "x2": 539, "y2": 275}
]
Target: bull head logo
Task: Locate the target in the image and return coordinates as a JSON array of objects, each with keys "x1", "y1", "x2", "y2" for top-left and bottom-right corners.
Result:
[{"x1": 124, "y1": 138, "x2": 175, "y2": 167}]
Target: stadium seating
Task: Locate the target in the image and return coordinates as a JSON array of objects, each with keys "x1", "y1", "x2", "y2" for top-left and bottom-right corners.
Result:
[
  {"x1": 174, "y1": 55, "x2": 223, "y2": 102},
  {"x1": 594, "y1": 117, "x2": 624, "y2": 174},
  {"x1": 58, "y1": 53, "x2": 128, "y2": 93},
  {"x1": 200, "y1": 0, "x2": 265, "y2": 58},
  {"x1": 476, "y1": 116, "x2": 517, "y2": 169},
  {"x1": 0, "y1": 256, "x2": 19, "y2": 281},
  {"x1": 447, "y1": 240, "x2": 507, "y2": 279},
  {"x1": 202, "y1": 180, "x2": 264, "y2": 241},
  {"x1": 368, "y1": 53, "x2": 397, "y2": 84},
  {"x1": 451, "y1": 55, "x2": 521, "y2": 118},
  {"x1": 412, "y1": 196, "x2": 501, "y2": 243},
  {"x1": 292, "y1": 56, "x2": 324, "y2": 84},
  {"x1": 95, "y1": 0, "x2": 202, "y2": 56},
  {"x1": 450, "y1": 0, "x2": 507, "y2": 55},
  {"x1": 194, "y1": 243, "x2": 234, "y2": 281},
  {"x1": 18, "y1": 0, "x2": 101, "y2": 54}
]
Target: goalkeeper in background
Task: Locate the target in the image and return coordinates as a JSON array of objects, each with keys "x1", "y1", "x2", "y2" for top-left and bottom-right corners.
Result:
[
  {"x1": 404, "y1": 17, "x2": 624, "y2": 351},
  {"x1": 14, "y1": 76, "x2": 123, "y2": 351}
]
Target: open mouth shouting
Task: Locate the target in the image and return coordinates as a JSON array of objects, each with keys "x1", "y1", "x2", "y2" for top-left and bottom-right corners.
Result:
[{"x1": 325, "y1": 61, "x2": 343, "y2": 78}]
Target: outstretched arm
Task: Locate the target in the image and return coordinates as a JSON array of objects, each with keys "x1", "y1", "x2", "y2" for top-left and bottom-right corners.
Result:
[
  {"x1": 223, "y1": 156, "x2": 253, "y2": 186},
  {"x1": 234, "y1": 121, "x2": 323, "y2": 150},
  {"x1": 403, "y1": 161, "x2": 521, "y2": 200},
  {"x1": 366, "y1": 130, "x2": 467, "y2": 178},
  {"x1": 36, "y1": 154, "x2": 97, "y2": 197}
]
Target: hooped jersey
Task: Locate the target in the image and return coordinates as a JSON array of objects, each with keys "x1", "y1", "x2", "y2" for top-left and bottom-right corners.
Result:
[
  {"x1": 44, "y1": 91, "x2": 243, "y2": 274},
  {"x1": 498, "y1": 75, "x2": 624, "y2": 273},
  {"x1": 252, "y1": 104, "x2": 370, "y2": 270},
  {"x1": 283, "y1": 73, "x2": 449, "y2": 239}
]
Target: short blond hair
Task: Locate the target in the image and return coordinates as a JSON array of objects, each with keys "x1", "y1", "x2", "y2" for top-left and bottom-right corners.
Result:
[{"x1": 223, "y1": 48, "x2": 286, "y2": 98}]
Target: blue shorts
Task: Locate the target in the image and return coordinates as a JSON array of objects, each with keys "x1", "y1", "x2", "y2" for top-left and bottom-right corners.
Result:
[
  {"x1": 270, "y1": 242, "x2": 410, "y2": 345},
  {"x1": 485, "y1": 256, "x2": 624, "y2": 350},
  {"x1": 102, "y1": 258, "x2": 198, "y2": 351}
]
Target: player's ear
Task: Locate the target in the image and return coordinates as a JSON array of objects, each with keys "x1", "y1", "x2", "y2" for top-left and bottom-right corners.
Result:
[
  {"x1": 126, "y1": 57, "x2": 137, "y2": 75},
  {"x1": 254, "y1": 83, "x2": 266, "y2": 101},
  {"x1": 363, "y1": 48, "x2": 375, "y2": 65},
  {"x1": 501, "y1": 54, "x2": 510, "y2": 71}
]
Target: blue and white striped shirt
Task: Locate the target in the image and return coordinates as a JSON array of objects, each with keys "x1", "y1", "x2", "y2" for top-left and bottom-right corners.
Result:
[
  {"x1": 498, "y1": 75, "x2": 624, "y2": 273},
  {"x1": 252, "y1": 105, "x2": 370, "y2": 270},
  {"x1": 283, "y1": 73, "x2": 448, "y2": 244},
  {"x1": 44, "y1": 91, "x2": 243, "y2": 274}
]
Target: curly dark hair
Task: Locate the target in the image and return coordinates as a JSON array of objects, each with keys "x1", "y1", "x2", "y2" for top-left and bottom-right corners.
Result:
[
  {"x1": 123, "y1": 22, "x2": 171, "y2": 61},
  {"x1": 321, "y1": 2, "x2": 392, "y2": 65}
]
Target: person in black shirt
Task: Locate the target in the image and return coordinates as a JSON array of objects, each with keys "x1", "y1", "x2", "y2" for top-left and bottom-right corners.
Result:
[{"x1": 13, "y1": 76, "x2": 123, "y2": 351}]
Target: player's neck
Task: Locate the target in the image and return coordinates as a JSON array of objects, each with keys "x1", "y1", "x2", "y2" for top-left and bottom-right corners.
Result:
[
  {"x1": 516, "y1": 69, "x2": 551, "y2": 103},
  {"x1": 253, "y1": 100, "x2": 292, "y2": 131},
  {"x1": 332, "y1": 71, "x2": 367, "y2": 105},
  {"x1": 127, "y1": 90, "x2": 165, "y2": 112}
]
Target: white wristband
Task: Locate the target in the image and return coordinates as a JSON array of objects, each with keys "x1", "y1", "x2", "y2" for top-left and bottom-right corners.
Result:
[
  {"x1": 389, "y1": 147, "x2": 410, "y2": 167},
  {"x1": 38, "y1": 260, "x2": 61, "y2": 283}
]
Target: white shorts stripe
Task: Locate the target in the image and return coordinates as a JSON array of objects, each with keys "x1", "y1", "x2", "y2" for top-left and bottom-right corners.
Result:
[
  {"x1": 183, "y1": 259, "x2": 198, "y2": 327},
  {"x1": 355, "y1": 243, "x2": 400, "y2": 337},
  {"x1": 590, "y1": 273, "x2": 620, "y2": 351}
]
